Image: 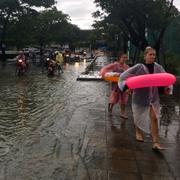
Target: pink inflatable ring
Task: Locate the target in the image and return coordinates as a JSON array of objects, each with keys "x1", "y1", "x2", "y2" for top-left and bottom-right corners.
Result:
[{"x1": 126, "y1": 73, "x2": 176, "y2": 89}]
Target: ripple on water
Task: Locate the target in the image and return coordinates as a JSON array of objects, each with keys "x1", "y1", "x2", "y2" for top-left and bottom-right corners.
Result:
[{"x1": 0, "y1": 65, "x2": 78, "y2": 140}]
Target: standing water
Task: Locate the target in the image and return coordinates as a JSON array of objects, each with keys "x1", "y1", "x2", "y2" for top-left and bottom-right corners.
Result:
[
  {"x1": 0, "y1": 61, "x2": 108, "y2": 179},
  {"x1": 0, "y1": 57, "x2": 179, "y2": 179}
]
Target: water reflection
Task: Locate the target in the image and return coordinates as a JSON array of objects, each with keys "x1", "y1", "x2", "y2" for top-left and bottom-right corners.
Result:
[
  {"x1": 175, "y1": 105, "x2": 180, "y2": 116},
  {"x1": 160, "y1": 105, "x2": 171, "y2": 126},
  {"x1": 64, "y1": 63, "x2": 70, "y2": 70},
  {"x1": 74, "y1": 62, "x2": 80, "y2": 69},
  {"x1": 83, "y1": 59, "x2": 87, "y2": 69},
  {"x1": 83, "y1": 58, "x2": 87, "y2": 64},
  {"x1": 17, "y1": 96, "x2": 27, "y2": 126},
  {"x1": 0, "y1": 63, "x2": 90, "y2": 139},
  {"x1": 160, "y1": 102, "x2": 180, "y2": 140}
]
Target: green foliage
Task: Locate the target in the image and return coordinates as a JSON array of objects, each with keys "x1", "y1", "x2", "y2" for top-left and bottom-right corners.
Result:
[
  {"x1": 93, "y1": 0, "x2": 179, "y2": 54},
  {"x1": 164, "y1": 51, "x2": 180, "y2": 75},
  {"x1": 1, "y1": 5, "x2": 82, "y2": 48},
  {"x1": 33, "y1": 8, "x2": 69, "y2": 44},
  {"x1": 0, "y1": 0, "x2": 55, "y2": 46},
  {"x1": 163, "y1": 16, "x2": 180, "y2": 56}
]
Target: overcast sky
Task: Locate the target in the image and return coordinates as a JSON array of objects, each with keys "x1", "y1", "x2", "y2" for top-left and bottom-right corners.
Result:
[
  {"x1": 57, "y1": 0, "x2": 97, "y2": 30},
  {"x1": 57, "y1": 0, "x2": 180, "y2": 30}
]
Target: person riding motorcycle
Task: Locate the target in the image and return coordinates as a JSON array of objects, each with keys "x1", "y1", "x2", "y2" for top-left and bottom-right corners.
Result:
[
  {"x1": 55, "y1": 51, "x2": 64, "y2": 73},
  {"x1": 15, "y1": 51, "x2": 27, "y2": 75},
  {"x1": 46, "y1": 57, "x2": 56, "y2": 76}
]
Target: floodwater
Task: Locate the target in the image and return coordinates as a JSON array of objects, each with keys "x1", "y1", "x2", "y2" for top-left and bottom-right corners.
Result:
[
  {"x1": 0, "y1": 58, "x2": 180, "y2": 180},
  {"x1": 0, "y1": 62, "x2": 87, "y2": 139},
  {"x1": 0, "y1": 61, "x2": 108, "y2": 180}
]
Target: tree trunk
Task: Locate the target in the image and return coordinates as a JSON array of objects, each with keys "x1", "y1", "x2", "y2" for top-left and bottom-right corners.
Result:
[{"x1": 0, "y1": 9, "x2": 12, "y2": 64}]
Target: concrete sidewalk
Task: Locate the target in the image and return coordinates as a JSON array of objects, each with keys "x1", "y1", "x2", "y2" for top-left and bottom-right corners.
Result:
[
  {"x1": 74, "y1": 54, "x2": 180, "y2": 180},
  {"x1": 74, "y1": 81, "x2": 180, "y2": 180},
  {"x1": 104, "y1": 97, "x2": 180, "y2": 180}
]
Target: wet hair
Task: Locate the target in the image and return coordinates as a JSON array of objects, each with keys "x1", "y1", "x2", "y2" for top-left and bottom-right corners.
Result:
[
  {"x1": 117, "y1": 51, "x2": 126, "y2": 58},
  {"x1": 144, "y1": 46, "x2": 156, "y2": 55}
]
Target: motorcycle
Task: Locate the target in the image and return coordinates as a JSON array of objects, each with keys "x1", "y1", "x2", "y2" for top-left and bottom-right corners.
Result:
[
  {"x1": 75, "y1": 54, "x2": 80, "y2": 62},
  {"x1": 16, "y1": 59, "x2": 26, "y2": 76},
  {"x1": 64, "y1": 54, "x2": 70, "y2": 63},
  {"x1": 46, "y1": 58, "x2": 55, "y2": 76}
]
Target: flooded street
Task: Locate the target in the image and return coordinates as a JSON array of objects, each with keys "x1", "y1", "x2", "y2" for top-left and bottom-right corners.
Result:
[
  {"x1": 0, "y1": 61, "x2": 108, "y2": 180},
  {"x1": 0, "y1": 58, "x2": 180, "y2": 180},
  {"x1": 0, "y1": 62, "x2": 88, "y2": 139}
]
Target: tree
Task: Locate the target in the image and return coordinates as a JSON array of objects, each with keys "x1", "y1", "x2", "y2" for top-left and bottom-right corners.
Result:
[
  {"x1": 6, "y1": 9, "x2": 38, "y2": 48},
  {"x1": 0, "y1": 0, "x2": 55, "y2": 62},
  {"x1": 93, "y1": 0, "x2": 179, "y2": 62},
  {"x1": 33, "y1": 8, "x2": 69, "y2": 45}
]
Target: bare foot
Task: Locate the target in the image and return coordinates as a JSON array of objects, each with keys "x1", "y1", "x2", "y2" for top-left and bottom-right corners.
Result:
[
  {"x1": 152, "y1": 142, "x2": 165, "y2": 151},
  {"x1": 135, "y1": 133, "x2": 144, "y2": 142},
  {"x1": 120, "y1": 114, "x2": 128, "y2": 119}
]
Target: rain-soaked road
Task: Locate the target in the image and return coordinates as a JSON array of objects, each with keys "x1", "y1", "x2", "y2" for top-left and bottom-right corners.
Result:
[
  {"x1": 0, "y1": 56, "x2": 180, "y2": 180},
  {"x1": 0, "y1": 59, "x2": 109, "y2": 180}
]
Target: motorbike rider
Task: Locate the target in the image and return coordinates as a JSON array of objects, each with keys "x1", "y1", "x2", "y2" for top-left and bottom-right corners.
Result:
[
  {"x1": 55, "y1": 51, "x2": 64, "y2": 73},
  {"x1": 83, "y1": 50, "x2": 87, "y2": 58},
  {"x1": 46, "y1": 52, "x2": 56, "y2": 76},
  {"x1": 15, "y1": 51, "x2": 27, "y2": 73}
]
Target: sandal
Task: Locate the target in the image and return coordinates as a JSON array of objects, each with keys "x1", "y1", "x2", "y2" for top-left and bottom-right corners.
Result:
[
  {"x1": 120, "y1": 114, "x2": 128, "y2": 119},
  {"x1": 135, "y1": 133, "x2": 144, "y2": 142},
  {"x1": 152, "y1": 142, "x2": 165, "y2": 151}
]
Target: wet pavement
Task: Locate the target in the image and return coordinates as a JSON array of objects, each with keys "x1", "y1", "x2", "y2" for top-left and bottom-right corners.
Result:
[{"x1": 0, "y1": 57, "x2": 180, "y2": 180}]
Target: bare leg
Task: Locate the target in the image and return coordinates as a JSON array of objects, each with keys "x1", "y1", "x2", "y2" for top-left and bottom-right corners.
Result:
[
  {"x1": 120, "y1": 104, "x2": 128, "y2": 119},
  {"x1": 135, "y1": 126, "x2": 144, "y2": 142},
  {"x1": 150, "y1": 106, "x2": 164, "y2": 150},
  {"x1": 108, "y1": 103, "x2": 114, "y2": 113}
]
